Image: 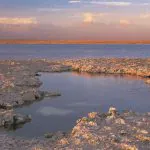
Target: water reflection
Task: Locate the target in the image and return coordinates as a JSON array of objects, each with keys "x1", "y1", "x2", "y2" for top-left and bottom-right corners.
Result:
[
  {"x1": 4, "y1": 72, "x2": 150, "y2": 138},
  {"x1": 71, "y1": 71, "x2": 143, "y2": 80},
  {"x1": 37, "y1": 106, "x2": 73, "y2": 116}
]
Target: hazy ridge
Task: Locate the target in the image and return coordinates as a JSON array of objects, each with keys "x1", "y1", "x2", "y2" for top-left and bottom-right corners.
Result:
[{"x1": 1, "y1": 40, "x2": 150, "y2": 44}]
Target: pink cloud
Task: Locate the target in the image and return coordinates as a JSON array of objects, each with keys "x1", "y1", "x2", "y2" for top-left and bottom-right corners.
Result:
[
  {"x1": 119, "y1": 19, "x2": 131, "y2": 25},
  {"x1": 0, "y1": 17, "x2": 37, "y2": 25}
]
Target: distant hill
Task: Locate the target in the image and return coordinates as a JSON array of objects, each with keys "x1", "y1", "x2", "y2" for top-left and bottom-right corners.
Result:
[{"x1": 0, "y1": 40, "x2": 150, "y2": 44}]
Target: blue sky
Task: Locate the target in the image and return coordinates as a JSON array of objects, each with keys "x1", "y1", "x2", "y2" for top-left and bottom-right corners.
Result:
[{"x1": 0, "y1": 0, "x2": 150, "y2": 40}]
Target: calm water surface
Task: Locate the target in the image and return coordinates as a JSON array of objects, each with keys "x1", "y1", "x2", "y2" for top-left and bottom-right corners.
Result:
[
  {"x1": 0, "y1": 44, "x2": 150, "y2": 59},
  {"x1": 4, "y1": 72, "x2": 150, "y2": 138},
  {"x1": 1, "y1": 44, "x2": 150, "y2": 138}
]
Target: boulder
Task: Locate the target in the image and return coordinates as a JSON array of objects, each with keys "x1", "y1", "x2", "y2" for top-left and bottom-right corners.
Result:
[
  {"x1": 145, "y1": 79, "x2": 150, "y2": 84},
  {"x1": 0, "y1": 110, "x2": 31, "y2": 128},
  {"x1": 22, "y1": 91, "x2": 36, "y2": 102},
  {"x1": 44, "y1": 131, "x2": 66, "y2": 140},
  {"x1": 0, "y1": 103, "x2": 13, "y2": 110},
  {"x1": 22, "y1": 90, "x2": 44, "y2": 102},
  {"x1": 108, "y1": 107, "x2": 118, "y2": 117}
]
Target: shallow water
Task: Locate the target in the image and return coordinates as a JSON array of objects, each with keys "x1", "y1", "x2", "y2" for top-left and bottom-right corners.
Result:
[
  {"x1": 4, "y1": 72, "x2": 150, "y2": 138},
  {"x1": 0, "y1": 44, "x2": 150, "y2": 59}
]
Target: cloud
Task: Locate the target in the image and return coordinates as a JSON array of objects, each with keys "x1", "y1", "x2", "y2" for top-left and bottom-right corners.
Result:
[
  {"x1": 83, "y1": 12, "x2": 94, "y2": 23},
  {"x1": 37, "y1": 7, "x2": 71, "y2": 12},
  {"x1": 0, "y1": 17, "x2": 37, "y2": 25},
  {"x1": 86, "y1": 1, "x2": 131, "y2": 6},
  {"x1": 142, "y1": 3, "x2": 150, "y2": 6},
  {"x1": 68, "y1": 0, "x2": 131, "y2": 6},
  {"x1": 1, "y1": 21, "x2": 150, "y2": 40},
  {"x1": 82, "y1": 12, "x2": 104, "y2": 23},
  {"x1": 140, "y1": 13, "x2": 150, "y2": 19},
  {"x1": 120, "y1": 19, "x2": 130, "y2": 25},
  {"x1": 69, "y1": 0, "x2": 81, "y2": 4}
]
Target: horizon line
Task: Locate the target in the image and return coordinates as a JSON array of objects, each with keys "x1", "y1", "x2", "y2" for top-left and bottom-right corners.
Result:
[{"x1": 1, "y1": 39, "x2": 150, "y2": 44}]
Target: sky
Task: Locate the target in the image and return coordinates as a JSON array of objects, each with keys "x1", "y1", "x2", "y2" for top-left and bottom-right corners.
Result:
[{"x1": 0, "y1": 0, "x2": 150, "y2": 40}]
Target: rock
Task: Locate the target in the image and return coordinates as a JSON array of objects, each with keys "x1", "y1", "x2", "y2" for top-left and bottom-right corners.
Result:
[
  {"x1": 0, "y1": 110, "x2": 31, "y2": 128},
  {"x1": 145, "y1": 79, "x2": 150, "y2": 84},
  {"x1": 111, "y1": 134, "x2": 120, "y2": 143},
  {"x1": 88, "y1": 112, "x2": 97, "y2": 119},
  {"x1": 14, "y1": 114, "x2": 31, "y2": 125},
  {"x1": 137, "y1": 129, "x2": 148, "y2": 134},
  {"x1": 15, "y1": 77, "x2": 42, "y2": 87},
  {"x1": 55, "y1": 131, "x2": 67, "y2": 138},
  {"x1": 144, "y1": 75, "x2": 150, "y2": 78},
  {"x1": 22, "y1": 90, "x2": 44, "y2": 102},
  {"x1": 108, "y1": 107, "x2": 118, "y2": 117},
  {"x1": 115, "y1": 118, "x2": 125, "y2": 124},
  {"x1": 59, "y1": 138, "x2": 69, "y2": 145},
  {"x1": 0, "y1": 103, "x2": 13, "y2": 110},
  {"x1": 44, "y1": 131, "x2": 66, "y2": 140},
  {"x1": 105, "y1": 117, "x2": 114, "y2": 124},
  {"x1": 34, "y1": 91, "x2": 44, "y2": 100},
  {"x1": 48, "y1": 65, "x2": 72, "y2": 72},
  {"x1": 22, "y1": 91, "x2": 36, "y2": 102},
  {"x1": 44, "y1": 133, "x2": 54, "y2": 139},
  {"x1": 44, "y1": 91, "x2": 61, "y2": 97},
  {"x1": 35, "y1": 73, "x2": 41, "y2": 77},
  {"x1": 119, "y1": 130, "x2": 127, "y2": 136}
]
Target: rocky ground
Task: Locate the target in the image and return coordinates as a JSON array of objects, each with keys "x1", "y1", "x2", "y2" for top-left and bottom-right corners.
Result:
[
  {"x1": 0, "y1": 58, "x2": 150, "y2": 150},
  {"x1": 0, "y1": 59, "x2": 68, "y2": 128},
  {"x1": 55, "y1": 107, "x2": 150, "y2": 150},
  {"x1": 0, "y1": 108, "x2": 149, "y2": 150}
]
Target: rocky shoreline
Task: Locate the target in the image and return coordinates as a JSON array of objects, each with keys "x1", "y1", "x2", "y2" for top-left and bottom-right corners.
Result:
[
  {"x1": 0, "y1": 58, "x2": 150, "y2": 149},
  {"x1": 0, "y1": 108, "x2": 149, "y2": 150}
]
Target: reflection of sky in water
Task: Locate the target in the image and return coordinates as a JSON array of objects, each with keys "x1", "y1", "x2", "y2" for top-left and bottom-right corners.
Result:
[
  {"x1": 6, "y1": 72, "x2": 150, "y2": 138},
  {"x1": 37, "y1": 106, "x2": 73, "y2": 116},
  {"x1": 67, "y1": 102, "x2": 98, "y2": 107}
]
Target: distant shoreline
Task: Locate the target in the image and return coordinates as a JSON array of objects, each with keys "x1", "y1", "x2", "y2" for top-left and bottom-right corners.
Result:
[{"x1": 0, "y1": 40, "x2": 150, "y2": 44}]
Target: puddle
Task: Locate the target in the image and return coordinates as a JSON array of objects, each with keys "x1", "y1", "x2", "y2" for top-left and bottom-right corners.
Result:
[{"x1": 4, "y1": 72, "x2": 150, "y2": 138}]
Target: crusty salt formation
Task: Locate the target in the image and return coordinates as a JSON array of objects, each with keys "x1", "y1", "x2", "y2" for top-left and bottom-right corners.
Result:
[{"x1": 0, "y1": 58, "x2": 150, "y2": 149}]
